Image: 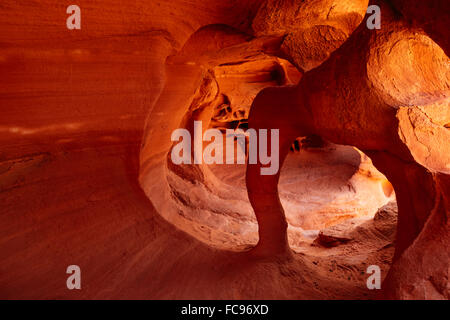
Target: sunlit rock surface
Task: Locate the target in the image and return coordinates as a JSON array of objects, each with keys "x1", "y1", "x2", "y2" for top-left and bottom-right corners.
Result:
[{"x1": 0, "y1": 0, "x2": 448, "y2": 299}]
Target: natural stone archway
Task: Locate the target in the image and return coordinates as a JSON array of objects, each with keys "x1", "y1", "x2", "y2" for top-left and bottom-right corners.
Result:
[
  {"x1": 245, "y1": 85, "x2": 313, "y2": 257},
  {"x1": 139, "y1": 0, "x2": 374, "y2": 249},
  {"x1": 245, "y1": 0, "x2": 449, "y2": 298},
  {"x1": 139, "y1": 25, "x2": 288, "y2": 248}
]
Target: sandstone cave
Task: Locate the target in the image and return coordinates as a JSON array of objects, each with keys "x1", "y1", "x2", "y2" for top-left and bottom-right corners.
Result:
[{"x1": 0, "y1": 0, "x2": 449, "y2": 300}]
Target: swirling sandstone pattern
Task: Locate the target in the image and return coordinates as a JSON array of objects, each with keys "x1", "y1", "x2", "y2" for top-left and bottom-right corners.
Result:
[{"x1": 1, "y1": 0, "x2": 448, "y2": 299}]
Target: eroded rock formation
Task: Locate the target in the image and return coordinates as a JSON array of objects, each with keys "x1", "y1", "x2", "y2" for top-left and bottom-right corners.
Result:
[
  {"x1": 0, "y1": 0, "x2": 448, "y2": 299},
  {"x1": 244, "y1": 0, "x2": 449, "y2": 298}
]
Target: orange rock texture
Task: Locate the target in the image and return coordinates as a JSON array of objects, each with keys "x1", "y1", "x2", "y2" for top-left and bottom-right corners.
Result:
[{"x1": 0, "y1": 0, "x2": 448, "y2": 299}]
